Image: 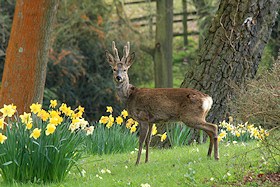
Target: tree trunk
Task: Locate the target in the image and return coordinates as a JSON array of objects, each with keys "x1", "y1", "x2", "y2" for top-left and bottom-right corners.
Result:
[
  {"x1": 154, "y1": 0, "x2": 173, "y2": 88},
  {"x1": 181, "y1": 0, "x2": 280, "y2": 124},
  {"x1": 0, "y1": 0, "x2": 58, "y2": 114}
]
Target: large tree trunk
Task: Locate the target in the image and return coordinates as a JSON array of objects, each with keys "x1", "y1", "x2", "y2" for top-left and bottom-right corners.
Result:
[
  {"x1": 154, "y1": 0, "x2": 173, "y2": 88},
  {"x1": 181, "y1": 0, "x2": 280, "y2": 124},
  {"x1": 0, "y1": 0, "x2": 58, "y2": 114}
]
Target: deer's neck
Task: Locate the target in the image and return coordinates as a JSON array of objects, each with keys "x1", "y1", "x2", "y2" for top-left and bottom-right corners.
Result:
[{"x1": 115, "y1": 81, "x2": 133, "y2": 104}]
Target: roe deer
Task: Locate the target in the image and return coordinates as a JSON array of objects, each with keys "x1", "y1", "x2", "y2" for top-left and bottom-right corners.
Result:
[{"x1": 105, "y1": 41, "x2": 219, "y2": 165}]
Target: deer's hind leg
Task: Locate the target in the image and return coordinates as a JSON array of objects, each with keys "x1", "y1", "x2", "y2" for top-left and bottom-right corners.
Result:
[
  {"x1": 136, "y1": 122, "x2": 149, "y2": 165},
  {"x1": 183, "y1": 118, "x2": 219, "y2": 160}
]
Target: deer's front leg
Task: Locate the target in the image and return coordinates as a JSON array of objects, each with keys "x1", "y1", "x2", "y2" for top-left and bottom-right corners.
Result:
[
  {"x1": 136, "y1": 123, "x2": 149, "y2": 165},
  {"x1": 145, "y1": 124, "x2": 153, "y2": 163}
]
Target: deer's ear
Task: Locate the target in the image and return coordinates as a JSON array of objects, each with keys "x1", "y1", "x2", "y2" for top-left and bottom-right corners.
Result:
[
  {"x1": 126, "y1": 52, "x2": 135, "y2": 67},
  {"x1": 105, "y1": 50, "x2": 115, "y2": 66}
]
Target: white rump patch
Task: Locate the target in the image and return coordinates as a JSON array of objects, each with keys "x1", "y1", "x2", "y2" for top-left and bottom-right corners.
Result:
[{"x1": 202, "y1": 96, "x2": 213, "y2": 112}]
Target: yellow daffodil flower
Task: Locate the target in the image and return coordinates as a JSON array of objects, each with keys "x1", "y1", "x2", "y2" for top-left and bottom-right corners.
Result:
[
  {"x1": 0, "y1": 104, "x2": 17, "y2": 117},
  {"x1": 134, "y1": 121, "x2": 139, "y2": 126},
  {"x1": 106, "y1": 106, "x2": 113, "y2": 113},
  {"x1": 106, "y1": 115, "x2": 114, "y2": 128},
  {"x1": 99, "y1": 116, "x2": 109, "y2": 124},
  {"x1": 37, "y1": 109, "x2": 50, "y2": 121},
  {"x1": 121, "y1": 110, "x2": 128, "y2": 119},
  {"x1": 161, "y1": 132, "x2": 167, "y2": 142},
  {"x1": 45, "y1": 124, "x2": 56, "y2": 135},
  {"x1": 71, "y1": 118, "x2": 80, "y2": 124},
  {"x1": 50, "y1": 100, "x2": 57, "y2": 108},
  {"x1": 78, "y1": 106, "x2": 85, "y2": 113},
  {"x1": 0, "y1": 118, "x2": 5, "y2": 129},
  {"x1": 30, "y1": 103, "x2": 42, "y2": 114},
  {"x1": 72, "y1": 111, "x2": 82, "y2": 118},
  {"x1": 26, "y1": 123, "x2": 33, "y2": 130},
  {"x1": 126, "y1": 118, "x2": 134, "y2": 129},
  {"x1": 30, "y1": 128, "x2": 41, "y2": 139},
  {"x1": 116, "y1": 116, "x2": 123, "y2": 125},
  {"x1": 130, "y1": 125, "x2": 137, "y2": 133},
  {"x1": 20, "y1": 112, "x2": 32, "y2": 124},
  {"x1": 235, "y1": 132, "x2": 240, "y2": 137},
  {"x1": 106, "y1": 121, "x2": 113, "y2": 128},
  {"x1": 0, "y1": 133, "x2": 7, "y2": 144},
  {"x1": 59, "y1": 103, "x2": 68, "y2": 113},
  {"x1": 217, "y1": 136, "x2": 222, "y2": 142},
  {"x1": 152, "y1": 124, "x2": 157, "y2": 135}
]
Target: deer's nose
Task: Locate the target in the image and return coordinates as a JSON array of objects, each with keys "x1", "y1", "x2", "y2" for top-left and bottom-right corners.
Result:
[{"x1": 116, "y1": 76, "x2": 122, "y2": 82}]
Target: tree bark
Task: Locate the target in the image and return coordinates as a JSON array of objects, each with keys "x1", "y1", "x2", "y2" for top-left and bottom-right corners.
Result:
[
  {"x1": 181, "y1": 0, "x2": 280, "y2": 124},
  {"x1": 154, "y1": 0, "x2": 173, "y2": 88},
  {"x1": 0, "y1": 0, "x2": 59, "y2": 114}
]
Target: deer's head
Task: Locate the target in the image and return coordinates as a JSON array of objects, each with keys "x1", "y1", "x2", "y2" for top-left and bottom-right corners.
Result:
[{"x1": 105, "y1": 41, "x2": 135, "y2": 84}]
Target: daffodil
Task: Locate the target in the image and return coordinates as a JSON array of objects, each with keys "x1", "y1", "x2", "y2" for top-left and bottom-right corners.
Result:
[
  {"x1": 99, "y1": 116, "x2": 109, "y2": 124},
  {"x1": 78, "y1": 118, "x2": 89, "y2": 129},
  {"x1": 161, "y1": 132, "x2": 167, "y2": 142},
  {"x1": 26, "y1": 123, "x2": 33, "y2": 130},
  {"x1": 0, "y1": 118, "x2": 5, "y2": 129},
  {"x1": 0, "y1": 104, "x2": 17, "y2": 117},
  {"x1": 152, "y1": 124, "x2": 157, "y2": 135},
  {"x1": 85, "y1": 126, "x2": 94, "y2": 135},
  {"x1": 45, "y1": 124, "x2": 56, "y2": 135},
  {"x1": 30, "y1": 103, "x2": 41, "y2": 114},
  {"x1": 59, "y1": 103, "x2": 68, "y2": 113},
  {"x1": 116, "y1": 116, "x2": 123, "y2": 125},
  {"x1": 106, "y1": 106, "x2": 113, "y2": 113},
  {"x1": 72, "y1": 111, "x2": 82, "y2": 119},
  {"x1": 37, "y1": 109, "x2": 50, "y2": 121},
  {"x1": 30, "y1": 128, "x2": 41, "y2": 139},
  {"x1": 130, "y1": 125, "x2": 137, "y2": 133},
  {"x1": 78, "y1": 106, "x2": 84, "y2": 113},
  {"x1": 217, "y1": 136, "x2": 222, "y2": 142},
  {"x1": 126, "y1": 118, "x2": 134, "y2": 129},
  {"x1": 69, "y1": 123, "x2": 80, "y2": 133},
  {"x1": 219, "y1": 130, "x2": 227, "y2": 138},
  {"x1": 50, "y1": 100, "x2": 57, "y2": 108},
  {"x1": 0, "y1": 133, "x2": 7, "y2": 144},
  {"x1": 235, "y1": 131, "x2": 240, "y2": 137},
  {"x1": 71, "y1": 118, "x2": 80, "y2": 124},
  {"x1": 20, "y1": 112, "x2": 32, "y2": 124},
  {"x1": 50, "y1": 116, "x2": 63, "y2": 126},
  {"x1": 134, "y1": 121, "x2": 139, "y2": 126},
  {"x1": 106, "y1": 115, "x2": 114, "y2": 128},
  {"x1": 121, "y1": 109, "x2": 128, "y2": 119}
]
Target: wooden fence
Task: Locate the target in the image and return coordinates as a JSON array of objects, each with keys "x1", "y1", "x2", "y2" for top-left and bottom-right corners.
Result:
[{"x1": 123, "y1": 0, "x2": 198, "y2": 45}]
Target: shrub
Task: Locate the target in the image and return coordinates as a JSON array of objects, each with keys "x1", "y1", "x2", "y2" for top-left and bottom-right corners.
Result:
[
  {"x1": 0, "y1": 102, "x2": 93, "y2": 183},
  {"x1": 230, "y1": 62, "x2": 280, "y2": 129}
]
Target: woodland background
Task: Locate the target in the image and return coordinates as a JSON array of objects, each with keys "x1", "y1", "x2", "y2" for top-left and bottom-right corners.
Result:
[{"x1": 0, "y1": 0, "x2": 279, "y2": 133}]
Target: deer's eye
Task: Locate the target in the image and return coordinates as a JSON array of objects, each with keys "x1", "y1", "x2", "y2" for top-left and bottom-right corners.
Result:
[
  {"x1": 123, "y1": 69, "x2": 127, "y2": 72},
  {"x1": 113, "y1": 69, "x2": 117, "y2": 72}
]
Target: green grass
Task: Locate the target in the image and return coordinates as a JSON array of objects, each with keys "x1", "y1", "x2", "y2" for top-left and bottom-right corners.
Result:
[{"x1": 1, "y1": 141, "x2": 272, "y2": 186}]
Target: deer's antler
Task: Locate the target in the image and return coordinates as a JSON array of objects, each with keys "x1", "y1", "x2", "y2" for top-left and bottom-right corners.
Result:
[
  {"x1": 112, "y1": 41, "x2": 120, "y2": 60},
  {"x1": 121, "y1": 42, "x2": 130, "y2": 61}
]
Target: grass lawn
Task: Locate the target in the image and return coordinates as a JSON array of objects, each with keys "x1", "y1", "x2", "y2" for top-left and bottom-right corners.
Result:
[{"x1": 3, "y1": 140, "x2": 270, "y2": 186}]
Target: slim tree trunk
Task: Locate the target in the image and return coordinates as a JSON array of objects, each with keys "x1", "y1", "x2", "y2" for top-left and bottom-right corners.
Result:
[
  {"x1": 0, "y1": 0, "x2": 59, "y2": 114},
  {"x1": 181, "y1": 0, "x2": 280, "y2": 124},
  {"x1": 154, "y1": 0, "x2": 173, "y2": 88}
]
